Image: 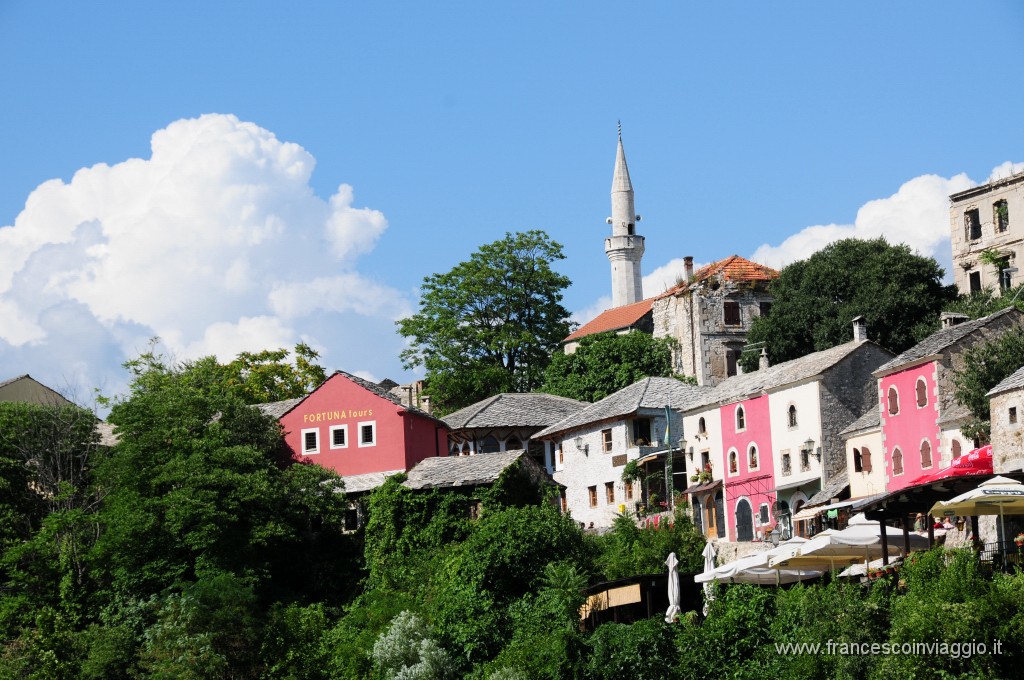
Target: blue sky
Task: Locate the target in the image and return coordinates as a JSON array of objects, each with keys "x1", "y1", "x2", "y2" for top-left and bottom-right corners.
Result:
[{"x1": 1, "y1": 2, "x2": 1023, "y2": 403}]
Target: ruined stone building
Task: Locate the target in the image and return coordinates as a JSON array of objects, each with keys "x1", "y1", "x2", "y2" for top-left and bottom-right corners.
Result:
[
  {"x1": 950, "y1": 170, "x2": 1024, "y2": 295},
  {"x1": 650, "y1": 255, "x2": 777, "y2": 386}
]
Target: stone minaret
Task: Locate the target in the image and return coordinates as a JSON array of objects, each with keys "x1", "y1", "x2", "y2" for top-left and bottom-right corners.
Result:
[{"x1": 605, "y1": 125, "x2": 645, "y2": 307}]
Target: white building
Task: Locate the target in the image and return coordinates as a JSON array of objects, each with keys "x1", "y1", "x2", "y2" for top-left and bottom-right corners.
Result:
[{"x1": 534, "y1": 377, "x2": 708, "y2": 528}]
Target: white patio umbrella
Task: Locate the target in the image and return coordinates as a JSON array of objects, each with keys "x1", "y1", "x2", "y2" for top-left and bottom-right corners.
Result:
[
  {"x1": 699, "y1": 542, "x2": 716, "y2": 614},
  {"x1": 770, "y1": 514, "x2": 929, "y2": 570},
  {"x1": 665, "y1": 552, "x2": 681, "y2": 623},
  {"x1": 929, "y1": 475, "x2": 1024, "y2": 553},
  {"x1": 695, "y1": 537, "x2": 822, "y2": 586}
]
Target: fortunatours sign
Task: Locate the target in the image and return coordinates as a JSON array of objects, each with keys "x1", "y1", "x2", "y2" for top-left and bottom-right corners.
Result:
[{"x1": 302, "y1": 409, "x2": 374, "y2": 423}]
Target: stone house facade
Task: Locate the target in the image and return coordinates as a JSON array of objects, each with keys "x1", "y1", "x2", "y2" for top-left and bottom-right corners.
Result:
[
  {"x1": 651, "y1": 255, "x2": 778, "y2": 386},
  {"x1": 534, "y1": 377, "x2": 707, "y2": 529},
  {"x1": 949, "y1": 170, "x2": 1024, "y2": 295},
  {"x1": 987, "y1": 365, "x2": 1024, "y2": 474}
]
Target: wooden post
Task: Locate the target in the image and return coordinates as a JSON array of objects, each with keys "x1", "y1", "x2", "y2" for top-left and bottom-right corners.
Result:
[
  {"x1": 902, "y1": 517, "x2": 911, "y2": 557},
  {"x1": 880, "y1": 518, "x2": 890, "y2": 566}
]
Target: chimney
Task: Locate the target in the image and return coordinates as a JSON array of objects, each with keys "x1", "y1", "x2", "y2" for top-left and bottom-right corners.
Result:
[
  {"x1": 852, "y1": 316, "x2": 868, "y2": 342},
  {"x1": 759, "y1": 348, "x2": 770, "y2": 370},
  {"x1": 684, "y1": 256, "x2": 694, "y2": 280},
  {"x1": 940, "y1": 311, "x2": 969, "y2": 329}
]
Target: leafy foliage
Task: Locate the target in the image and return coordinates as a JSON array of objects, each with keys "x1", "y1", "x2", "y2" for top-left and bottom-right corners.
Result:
[
  {"x1": 221, "y1": 342, "x2": 328, "y2": 404},
  {"x1": 943, "y1": 285, "x2": 1024, "y2": 320},
  {"x1": 593, "y1": 508, "x2": 705, "y2": 580},
  {"x1": 953, "y1": 326, "x2": 1024, "y2": 441},
  {"x1": 741, "y1": 238, "x2": 956, "y2": 371},
  {"x1": 397, "y1": 230, "x2": 573, "y2": 413},
  {"x1": 542, "y1": 331, "x2": 675, "y2": 402},
  {"x1": 372, "y1": 611, "x2": 454, "y2": 680}
]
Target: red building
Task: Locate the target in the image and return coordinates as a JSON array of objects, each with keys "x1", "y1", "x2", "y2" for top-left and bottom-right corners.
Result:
[
  {"x1": 720, "y1": 395, "x2": 776, "y2": 542},
  {"x1": 264, "y1": 371, "x2": 448, "y2": 477},
  {"x1": 874, "y1": 308, "x2": 1024, "y2": 492}
]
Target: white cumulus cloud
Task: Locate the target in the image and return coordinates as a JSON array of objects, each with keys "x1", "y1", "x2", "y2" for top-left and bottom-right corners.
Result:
[
  {"x1": 0, "y1": 114, "x2": 409, "y2": 393},
  {"x1": 750, "y1": 172, "x2": 977, "y2": 273}
]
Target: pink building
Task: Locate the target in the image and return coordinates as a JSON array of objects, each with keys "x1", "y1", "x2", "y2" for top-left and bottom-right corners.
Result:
[
  {"x1": 874, "y1": 308, "x2": 1024, "y2": 492},
  {"x1": 261, "y1": 371, "x2": 448, "y2": 478},
  {"x1": 720, "y1": 395, "x2": 775, "y2": 541}
]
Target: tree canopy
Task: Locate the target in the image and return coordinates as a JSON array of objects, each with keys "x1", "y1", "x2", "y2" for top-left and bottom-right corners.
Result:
[
  {"x1": 741, "y1": 238, "x2": 957, "y2": 371},
  {"x1": 397, "y1": 230, "x2": 574, "y2": 413},
  {"x1": 542, "y1": 331, "x2": 677, "y2": 402},
  {"x1": 953, "y1": 325, "x2": 1024, "y2": 442}
]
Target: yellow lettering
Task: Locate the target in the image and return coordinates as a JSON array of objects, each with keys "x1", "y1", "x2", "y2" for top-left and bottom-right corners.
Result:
[
  {"x1": 367, "y1": 409, "x2": 373, "y2": 417},
  {"x1": 303, "y1": 414, "x2": 309, "y2": 423}
]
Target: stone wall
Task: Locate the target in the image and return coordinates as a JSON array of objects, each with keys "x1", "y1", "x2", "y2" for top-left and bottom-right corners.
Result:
[
  {"x1": 819, "y1": 344, "x2": 895, "y2": 479},
  {"x1": 991, "y1": 389, "x2": 1024, "y2": 473},
  {"x1": 935, "y1": 311, "x2": 1024, "y2": 416},
  {"x1": 651, "y1": 280, "x2": 772, "y2": 387}
]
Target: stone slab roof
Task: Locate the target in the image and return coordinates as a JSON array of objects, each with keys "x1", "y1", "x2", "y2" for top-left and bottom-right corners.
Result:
[
  {"x1": 534, "y1": 377, "x2": 709, "y2": 439},
  {"x1": 987, "y1": 364, "x2": 1024, "y2": 398},
  {"x1": 691, "y1": 340, "x2": 887, "y2": 410},
  {"x1": 340, "y1": 470, "x2": 403, "y2": 494},
  {"x1": 443, "y1": 393, "x2": 587, "y2": 430},
  {"x1": 255, "y1": 397, "x2": 305, "y2": 419},
  {"x1": 840, "y1": 407, "x2": 880, "y2": 436},
  {"x1": 805, "y1": 471, "x2": 849, "y2": 507},
  {"x1": 874, "y1": 308, "x2": 1019, "y2": 375},
  {"x1": 564, "y1": 298, "x2": 653, "y2": 343},
  {"x1": 403, "y1": 450, "x2": 535, "y2": 490},
  {"x1": 654, "y1": 255, "x2": 778, "y2": 300}
]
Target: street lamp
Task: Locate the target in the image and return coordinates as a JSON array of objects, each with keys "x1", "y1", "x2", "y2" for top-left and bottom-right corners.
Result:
[
  {"x1": 574, "y1": 436, "x2": 588, "y2": 455},
  {"x1": 803, "y1": 437, "x2": 820, "y2": 462}
]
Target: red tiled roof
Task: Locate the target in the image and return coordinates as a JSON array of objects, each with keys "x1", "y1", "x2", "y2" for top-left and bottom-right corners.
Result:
[
  {"x1": 564, "y1": 297, "x2": 653, "y2": 342},
  {"x1": 654, "y1": 255, "x2": 778, "y2": 300}
]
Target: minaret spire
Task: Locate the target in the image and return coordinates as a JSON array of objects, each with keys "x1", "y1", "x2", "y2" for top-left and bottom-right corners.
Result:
[{"x1": 605, "y1": 125, "x2": 645, "y2": 307}]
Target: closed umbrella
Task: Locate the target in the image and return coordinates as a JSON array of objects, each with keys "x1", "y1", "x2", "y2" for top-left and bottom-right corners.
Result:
[
  {"x1": 699, "y1": 542, "x2": 716, "y2": 614},
  {"x1": 929, "y1": 475, "x2": 1024, "y2": 555},
  {"x1": 665, "y1": 552, "x2": 681, "y2": 623}
]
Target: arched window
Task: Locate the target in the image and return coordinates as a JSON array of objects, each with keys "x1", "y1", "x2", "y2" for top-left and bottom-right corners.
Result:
[
  {"x1": 861, "y1": 446, "x2": 872, "y2": 472},
  {"x1": 888, "y1": 387, "x2": 900, "y2": 415},
  {"x1": 916, "y1": 379, "x2": 928, "y2": 408},
  {"x1": 892, "y1": 447, "x2": 903, "y2": 476},
  {"x1": 461, "y1": 442, "x2": 470, "y2": 456},
  {"x1": 735, "y1": 406, "x2": 746, "y2": 431},
  {"x1": 698, "y1": 417, "x2": 706, "y2": 435},
  {"x1": 729, "y1": 450, "x2": 738, "y2": 474},
  {"x1": 748, "y1": 444, "x2": 759, "y2": 470},
  {"x1": 853, "y1": 448, "x2": 863, "y2": 472},
  {"x1": 920, "y1": 440, "x2": 932, "y2": 469},
  {"x1": 505, "y1": 436, "x2": 522, "y2": 451},
  {"x1": 787, "y1": 404, "x2": 798, "y2": 428},
  {"x1": 481, "y1": 435, "x2": 500, "y2": 454},
  {"x1": 951, "y1": 439, "x2": 961, "y2": 459}
]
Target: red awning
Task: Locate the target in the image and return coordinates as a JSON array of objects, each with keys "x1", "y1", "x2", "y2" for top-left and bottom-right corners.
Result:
[{"x1": 907, "y1": 445, "x2": 993, "y2": 487}]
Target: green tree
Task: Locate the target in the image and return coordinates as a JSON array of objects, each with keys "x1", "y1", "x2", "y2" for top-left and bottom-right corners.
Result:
[
  {"x1": 592, "y1": 508, "x2": 705, "y2": 580},
  {"x1": 398, "y1": 230, "x2": 573, "y2": 413},
  {"x1": 953, "y1": 326, "x2": 1024, "y2": 442},
  {"x1": 222, "y1": 342, "x2": 327, "y2": 404},
  {"x1": 542, "y1": 331, "x2": 676, "y2": 402},
  {"x1": 740, "y1": 238, "x2": 957, "y2": 371}
]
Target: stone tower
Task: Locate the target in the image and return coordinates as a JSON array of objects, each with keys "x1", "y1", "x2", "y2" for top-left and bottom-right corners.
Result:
[{"x1": 605, "y1": 126, "x2": 645, "y2": 307}]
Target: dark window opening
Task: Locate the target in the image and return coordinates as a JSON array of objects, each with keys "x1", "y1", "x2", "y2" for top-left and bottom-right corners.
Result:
[
  {"x1": 787, "y1": 404, "x2": 797, "y2": 427},
  {"x1": 965, "y1": 208, "x2": 982, "y2": 240},
  {"x1": 735, "y1": 406, "x2": 745, "y2": 430},
  {"x1": 304, "y1": 431, "x2": 318, "y2": 452},
  {"x1": 481, "y1": 435, "x2": 499, "y2": 453},
  {"x1": 698, "y1": 417, "x2": 706, "y2": 435},
  {"x1": 729, "y1": 451, "x2": 738, "y2": 474},
  {"x1": 995, "y1": 199, "x2": 1009, "y2": 232},
  {"x1": 1011, "y1": 407, "x2": 1018, "y2": 425},
  {"x1": 759, "y1": 301, "x2": 772, "y2": 317},
  {"x1": 969, "y1": 271, "x2": 982, "y2": 293},
  {"x1": 726, "y1": 349, "x2": 739, "y2": 377},
  {"x1": 332, "y1": 428, "x2": 346, "y2": 447},
  {"x1": 632, "y1": 418, "x2": 652, "y2": 446},
  {"x1": 601, "y1": 429, "x2": 613, "y2": 452},
  {"x1": 853, "y1": 448, "x2": 864, "y2": 473}
]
